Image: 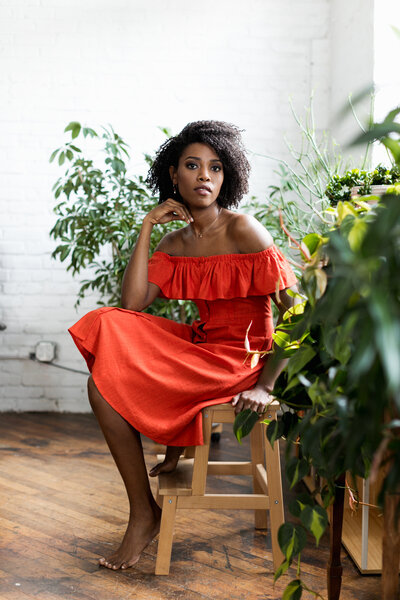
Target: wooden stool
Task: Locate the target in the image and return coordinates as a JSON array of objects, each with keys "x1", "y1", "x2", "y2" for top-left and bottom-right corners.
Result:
[{"x1": 154, "y1": 402, "x2": 285, "y2": 575}]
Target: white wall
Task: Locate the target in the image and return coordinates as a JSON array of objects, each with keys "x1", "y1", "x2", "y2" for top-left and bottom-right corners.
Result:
[
  {"x1": 0, "y1": 0, "x2": 350, "y2": 411},
  {"x1": 373, "y1": 0, "x2": 400, "y2": 166},
  {"x1": 329, "y1": 0, "x2": 375, "y2": 156}
]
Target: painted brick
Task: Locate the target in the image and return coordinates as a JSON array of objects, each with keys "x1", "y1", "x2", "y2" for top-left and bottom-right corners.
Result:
[
  {"x1": 0, "y1": 385, "x2": 45, "y2": 400},
  {"x1": 0, "y1": 0, "x2": 372, "y2": 412}
]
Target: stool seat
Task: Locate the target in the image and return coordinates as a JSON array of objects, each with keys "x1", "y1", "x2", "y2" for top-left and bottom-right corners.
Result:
[{"x1": 154, "y1": 402, "x2": 284, "y2": 575}]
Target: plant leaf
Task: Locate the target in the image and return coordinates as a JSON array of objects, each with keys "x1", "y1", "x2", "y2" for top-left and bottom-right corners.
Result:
[
  {"x1": 302, "y1": 232, "x2": 325, "y2": 256},
  {"x1": 289, "y1": 493, "x2": 314, "y2": 518},
  {"x1": 64, "y1": 121, "x2": 81, "y2": 134},
  {"x1": 233, "y1": 409, "x2": 259, "y2": 444},
  {"x1": 285, "y1": 289, "x2": 305, "y2": 300},
  {"x1": 351, "y1": 121, "x2": 400, "y2": 146},
  {"x1": 283, "y1": 301, "x2": 306, "y2": 322},
  {"x1": 59, "y1": 245, "x2": 70, "y2": 261},
  {"x1": 287, "y1": 345, "x2": 316, "y2": 381},
  {"x1": 273, "y1": 557, "x2": 290, "y2": 582},
  {"x1": 286, "y1": 457, "x2": 309, "y2": 488},
  {"x1": 348, "y1": 218, "x2": 367, "y2": 251},
  {"x1": 300, "y1": 505, "x2": 328, "y2": 545},
  {"x1": 278, "y1": 522, "x2": 307, "y2": 559},
  {"x1": 282, "y1": 579, "x2": 303, "y2": 600},
  {"x1": 244, "y1": 320, "x2": 252, "y2": 351},
  {"x1": 49, "y1": 149, "x2": 59, "y2": 163},
  {"x1": 300, "y1": 240, "x2": 311, "y2": 260},
  {"x1": 266, "y1": 418, "x2": 284, "y2": 447},
  {"x1": 281, "y1": 410, "x2": 299, "y2": 437},
  {"x1": 381, "y1": 137, "x2": 400, "y2": 165},
  {"x1": 250, "y1": 353, "x2": 260, "y2": 368}
]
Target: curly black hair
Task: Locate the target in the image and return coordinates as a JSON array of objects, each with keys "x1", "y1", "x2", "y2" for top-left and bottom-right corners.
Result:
[{"x1": 146, "y1": 120, "x2": 250, "y2": 209}]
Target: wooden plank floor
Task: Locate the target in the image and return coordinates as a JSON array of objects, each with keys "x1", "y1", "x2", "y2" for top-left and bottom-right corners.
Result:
[{"x1": 0, "y1": 413, "x2": 381, "y2": 600}]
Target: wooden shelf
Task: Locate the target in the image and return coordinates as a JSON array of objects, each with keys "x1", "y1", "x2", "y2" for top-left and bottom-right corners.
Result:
[
  {"x1": 342, "y1": 495, "x2": 383, "y2": 574},
  {"x1": 303, "y1": 473, "x2": 392, "y2": 575}
]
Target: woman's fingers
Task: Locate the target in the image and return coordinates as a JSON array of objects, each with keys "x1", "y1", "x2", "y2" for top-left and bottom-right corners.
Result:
[
  {"x1": 232, "y1": 394, "x2": 245, "y2": 415},
  {"x1": 231, "y1": 394, "x2": 239, "y2": 406},
  {"x1": 231, "y1": 391, "x2": 267, "y2": 415},
  {"x1": 171, "y1": 201, "x2": 193, "y2": 223},
  {"x1": 168, "y1": 198, "x2": 193, "y2": 221},
  {"x1": 234, "y1": 402, "x2": 244, "y2": 415},
  {"x1": 156, "y1": 199, "x2": 193, "y2": 224},
  {"x1": 145, "y1": 196, "x2": 196, "y2": 227}
]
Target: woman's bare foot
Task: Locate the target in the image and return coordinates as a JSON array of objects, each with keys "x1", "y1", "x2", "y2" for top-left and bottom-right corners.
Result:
[
  {"x1": 148, "y1": 445, "x2": 184, "y2": 477},
  {"x1": 99, "y1": 505, "x2": 161, "y2": 570}
]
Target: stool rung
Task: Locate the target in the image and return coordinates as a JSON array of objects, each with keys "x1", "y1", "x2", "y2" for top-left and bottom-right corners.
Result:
[
  {"x1": 177, "y1": 493, "x2": 270, "y2": 510},
  {"x1": 255, "y1": 463, "x2": 269, "y2": 495},
  {"x1": 207, "y1": 461, "x2": 252, "y2": 475}
]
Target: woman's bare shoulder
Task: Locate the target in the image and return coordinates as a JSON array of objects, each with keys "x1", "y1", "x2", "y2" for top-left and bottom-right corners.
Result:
[
  {"x1": 154, "y1": 228, "x2": 186, "y2": 254},
  {"x1": 226, "y1": 212, "x2": 273, "y2": 253}
]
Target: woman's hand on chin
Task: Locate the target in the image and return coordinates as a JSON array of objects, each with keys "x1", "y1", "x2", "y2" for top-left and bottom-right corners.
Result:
[
  {"x1": 231, "y1": 385, "x2": 274, "y2": 416},
  {"x1": 144, "y1": 198, "x2": 193, "y2": 226}
]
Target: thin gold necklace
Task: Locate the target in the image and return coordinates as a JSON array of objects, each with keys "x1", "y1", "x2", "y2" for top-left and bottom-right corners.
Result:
[{"x1": 192, "y1": 208, "x2": 221, "y2": 238}]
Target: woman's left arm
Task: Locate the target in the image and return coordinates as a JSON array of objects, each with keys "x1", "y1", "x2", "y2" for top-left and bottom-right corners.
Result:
[{"x1": 231, "y1": 285, "x2": 300, "y2": 415}]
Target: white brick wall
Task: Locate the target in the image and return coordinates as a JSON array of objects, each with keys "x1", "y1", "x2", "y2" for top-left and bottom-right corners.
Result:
[{"x1": 0, "y1": 0, "x2": 370, "y2": 411}]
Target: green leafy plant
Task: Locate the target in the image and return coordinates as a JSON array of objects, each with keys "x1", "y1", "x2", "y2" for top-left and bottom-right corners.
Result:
[
  {"x1": 49, "y1": 122, "x2": 197, "y2": 323},
  {"x1": 234, "y1": 102, "x2": 400, "y2": 598},
  {"x1": 236, "y1": 190, "x2": 400, "y2": 598}
]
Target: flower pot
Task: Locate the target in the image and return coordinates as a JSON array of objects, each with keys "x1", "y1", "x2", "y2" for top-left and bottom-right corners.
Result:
[{"x1": 350, "y1": 184, "x2": 391, "y2": 199}]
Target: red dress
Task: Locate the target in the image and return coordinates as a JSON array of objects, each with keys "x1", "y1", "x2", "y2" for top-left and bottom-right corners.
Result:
[{"x1": 69, "y1": 246, "x2": 296, "y2": 446}]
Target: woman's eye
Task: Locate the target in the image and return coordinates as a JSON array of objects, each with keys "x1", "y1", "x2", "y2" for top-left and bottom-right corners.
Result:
[
  {"x1": 186, "y1": 162, "x2": 198, "y2": 169},
  {"x1": 212, "y1": 165, "x2": 222, "y2": 172}
]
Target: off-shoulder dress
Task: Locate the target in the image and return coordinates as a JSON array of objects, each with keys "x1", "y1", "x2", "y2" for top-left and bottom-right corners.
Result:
[{"x1": 68, "y1": 246, "x2": 296, "y2": 446}]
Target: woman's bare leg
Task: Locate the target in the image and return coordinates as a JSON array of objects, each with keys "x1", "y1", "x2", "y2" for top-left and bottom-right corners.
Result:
[
  {"x1": 148, "y1": 445, "x2": 184, "y2": 477},
  {"x1": 87, "y1": 375, "x2": 161, "y2": 570}
]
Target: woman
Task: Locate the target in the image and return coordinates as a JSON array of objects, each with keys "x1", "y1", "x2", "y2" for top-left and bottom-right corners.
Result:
[{"x1": 69, "y1": 120, "x2": 298, "y2": 570}]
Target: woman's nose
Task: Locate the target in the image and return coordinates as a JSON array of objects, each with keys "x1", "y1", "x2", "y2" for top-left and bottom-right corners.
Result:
[{"x1": 198, "y1": 168, "x2": 210, "y2": 181}]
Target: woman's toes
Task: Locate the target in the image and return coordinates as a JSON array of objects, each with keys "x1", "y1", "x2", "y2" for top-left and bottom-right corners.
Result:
[
  {"x1": 99, "y1": 556, "x2": 117, "y2": 569},
  {"x1": 149, "y1": 463, "x2": 162, "y2": 477}
]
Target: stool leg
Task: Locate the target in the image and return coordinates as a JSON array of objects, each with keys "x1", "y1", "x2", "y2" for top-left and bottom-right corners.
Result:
[
  {"x1": 155, "y1": 496, "x2": 177, "y2": 575},
  {"x1": 251, "y1": 423, "x2": 268, "y2": 530},
  {"x1": 191, "y1": 407, "x2": 213, "y2": 495},
  {"x1": 264, "y1": 420, "x2": 285, "y2": 570}
]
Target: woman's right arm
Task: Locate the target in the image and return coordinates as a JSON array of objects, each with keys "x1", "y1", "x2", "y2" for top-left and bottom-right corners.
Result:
[{"x1": 120, "y1": 198, "x2": 193, "y2": 311}]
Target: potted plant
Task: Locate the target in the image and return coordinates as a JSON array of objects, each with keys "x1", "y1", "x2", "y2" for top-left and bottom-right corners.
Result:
[
  {"x1": 235, "y1": 104, "x2": 400, "y2": 599},
  {"x1": 49, "y1": 122, "x2": 198, "y2": 323},
  {"x1": 325, "y1": 164, "x2": 400, "y2": 204}
]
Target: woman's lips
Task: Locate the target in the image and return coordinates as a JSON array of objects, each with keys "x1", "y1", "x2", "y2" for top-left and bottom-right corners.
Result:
[{"x1": 194, "y1": 186, "x2": 212, "y2": 195}]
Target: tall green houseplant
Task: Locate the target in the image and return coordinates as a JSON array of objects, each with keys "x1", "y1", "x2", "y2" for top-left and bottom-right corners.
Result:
[
  {"x1": 49, "y1": 122, "x2": 197, "y2": 323},
  {"x1": 235, "y1": 105, "x2": 400, "y2": 599}
]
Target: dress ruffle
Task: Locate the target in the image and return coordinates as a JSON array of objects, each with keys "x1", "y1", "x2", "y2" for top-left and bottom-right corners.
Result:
[{"x1": 147, "y1": 245, "x2": 296, "y2": 300}]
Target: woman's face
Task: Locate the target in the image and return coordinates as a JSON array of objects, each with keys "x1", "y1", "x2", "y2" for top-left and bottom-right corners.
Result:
[{"x1": 169, "y1": 143, "x2": 224, "y2": 208}]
